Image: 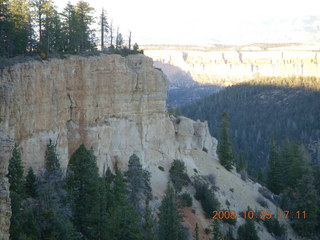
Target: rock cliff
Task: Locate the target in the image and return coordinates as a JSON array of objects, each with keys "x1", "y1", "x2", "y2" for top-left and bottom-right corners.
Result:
[
  {"x1": 0, "y1": 133, "x2": 13, "y2": 240},
  {"x1": 144, "y1": 46, "x2": 320, "y2": 86},
  {"x1": 0, "y1": 54, "x2": 218, "y2": 238}
]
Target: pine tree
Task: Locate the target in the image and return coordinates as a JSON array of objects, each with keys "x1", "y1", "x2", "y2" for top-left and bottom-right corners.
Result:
[
  {"x1": 142, "y1": 199, "x2": 157, "y2": 240},
  {"x1": 237, "y1": 208, "x2": 259, "y2": 240},
  {"x1": 267, "y1": 141, "x2": 283, "y2": 194},
  {"x1": 25, "y1": 167, "x2": 37, "y2": 198},
  {"x1": 236, "y1": 152, "x2": 244, "y2": 173},
  {"x1": 107, "y1": 166, "x2": 142, "y2": 240},
  {"x1": 291, "y1": 165, "x2": 319, "y2": 237},
  {"x1": 125, "y1": 154, "x2": 152, "y2": 216},
  {"x1": 75, "y1": 0, "x2": 95, "y2": 51},
  {"x1": 7, "y1": 144, "x2": 26, "y2": 239},
  {"x1": 99, "y1": 8, "x2": 108, "y2": 50},
  {"x1": 36, "y1": 139, "x2": 78, "y2": 240},
  {"x1": 66, "y1": 144, "x2": 100, "y2": 239},
  {"x1": 7, "y1": 144, "x2": 25, "y2": 195},
  {"x1": 193, "y1": 223, "x2": 199, "y2": 240},
  {"x1": 211, "y1": 219, "x2": 223, "y2": 240},
  {"x1": 158, "y1": 185, "x2": 184, "y2": 240},
  {"x1": 257, "y1": 168, "x2": 263, "y2": 182},
  {"x1": 217, "y1": 112, "x2": 233, "y2": 171},
  {"x1": 45, "y1": 138, "x2": 60, "y2": 173},
  {"x1": 169, "y1": 159, "x2": 188, "y2": 192}
]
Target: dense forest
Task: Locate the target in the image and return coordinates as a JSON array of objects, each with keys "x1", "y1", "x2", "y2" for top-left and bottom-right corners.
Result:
[
  {"x1": 180, "y1": 76, "x2": 320, "y2": 174},
  {"x1": 180, "y1": 76, "x2": 320, "y2": 238},
  {"x1": 0, "y1": 0, "x2": 141, "y2": 63}
]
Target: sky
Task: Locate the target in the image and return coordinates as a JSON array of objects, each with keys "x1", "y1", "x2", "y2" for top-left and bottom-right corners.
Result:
[{"x1": 54, "y1": 0, "x2": 320, "y2": 46}]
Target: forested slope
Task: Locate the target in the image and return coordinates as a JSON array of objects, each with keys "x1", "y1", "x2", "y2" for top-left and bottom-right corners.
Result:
[{"x1": 180, "y1": 76, "x2": 320, "y2": 174}]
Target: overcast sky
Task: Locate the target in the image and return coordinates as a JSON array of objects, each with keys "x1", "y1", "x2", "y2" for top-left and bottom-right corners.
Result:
[{"x1": 54, "y1": 0, "x2": 320, "y2": 45}]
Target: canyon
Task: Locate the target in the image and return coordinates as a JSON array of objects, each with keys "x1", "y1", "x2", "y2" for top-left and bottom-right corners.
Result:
[
  {"x1": 143, "y1": 44, "x2": 320, "y2": 86},
  {"x1": 0, "y1": 53, "x2": 303, "y2": 239},
  {"x1": 0, "y1": 54, "x2": 218, "y2": 239}
]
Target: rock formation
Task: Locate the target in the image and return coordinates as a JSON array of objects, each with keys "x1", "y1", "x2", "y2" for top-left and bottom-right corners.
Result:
[
  {"x1": 0, "y1": 54, "x2": 218, "y2": 237},
  {"x1": 144, "y1": 45, "x2": 320, "y2": 86},
  {"x1": 0, "y1": 133, "x2": 13, "y2": 240}
]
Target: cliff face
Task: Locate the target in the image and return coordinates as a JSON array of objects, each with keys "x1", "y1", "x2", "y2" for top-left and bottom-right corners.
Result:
[
  {"x1": 0, "y1": 134, "x2": 13, "y2": 240},
  {"x1": 144, "y1": 47, "x2": 320, "y2": 86},
  {"x1": 0, "y1": 53, "x2": 303, "y2": 240},
  {"x1": 0, "y1": 54, "x2": 217, "y2": 222}
]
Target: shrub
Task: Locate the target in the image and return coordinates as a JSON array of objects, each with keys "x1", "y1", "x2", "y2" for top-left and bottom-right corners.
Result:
[
  {"x1": 193, "y1": 177, "x2": 220, "y2": 218},
  {"x1": 178, "y1": 192, "x2": 192, "y2": 207},
  {"x1": 221, "y1": 211, "x2": 237, "y2": 225},
  {"x1": 169, "y1": 159, "x2": 189, "y2": 192},
  {"x1": 237, "y1": 218, "x2": 259, "y2": 240},
  {"x1": 256, "y1": 195, "x2": 268, "y2": 208},
  {"x1": 263, "y1": 218, "x2": 286, "y2": 237}
]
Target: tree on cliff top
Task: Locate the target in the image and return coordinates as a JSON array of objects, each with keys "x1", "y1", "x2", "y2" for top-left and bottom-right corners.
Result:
[{"x1": 217, "y1": 112, "x2": 233, "y2": 171}]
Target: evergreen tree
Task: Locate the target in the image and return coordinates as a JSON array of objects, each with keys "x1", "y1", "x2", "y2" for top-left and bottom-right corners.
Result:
[
  {"x1": 257, "y1": 168, "x2": 263, "y2": 182},
  {"x1": 237, "y1": 208, "x2": 259, "y2": 240},
  {"x1": 8, "y1": 0, "x2": 30, "y2": 55},
  {"x1": 236, "y1": 152, "x2": 244, "y2": 173},
  {"x1": 45, "y1": 138, "x2": 60, "y2": 173},
  {"x1": 7, "y1": 144, "x2": 26, "y2": 239},
  {"x1": 217, "y1": 112, "x2": 233, "y2": 171},
  {"x1": 25, "y1": 167, "x2": 37, "y2": 198},
  {"x1": 107, "y1": 166, "x2": 142, "y2": 240},
  {"x1": 291, "y1": 165, "x2": 319, "y2": 237},
  {"x1": 125, "y1": 154, "x2": 152, "y2": 216},
  {"x1": 7, "y1": 144, "x2": 24, "y2": 195},
  {"x1": 158, "y1": 185, "x2": 183, "y2": 240},
  {"x1": 267, "y1": 141, "x2": 283, "y2": 194},
  {"x1": 36, "y1": 139, "x2": 78, "y2": 240},
  {"x1": 99, "y1": 8, "x2": 108, "y2": 50},
  {"x1": 74, "y1": 0, "x2": 95, "y2": 51},
  {"x1": 193, "y1": 223, "x2": 199, "y2": 240},
  {"x1": 169, "y1": 159, "x2": 188, "y2": 193},
  {"x1": 211, "y1": 219, "x2": 223, "y2": 240},
  {"x1": 67, "y1": 144, "x2": 100, "y2": 239},
  {"x1": 142, "y1": 199, "x2": 157, "y2": 240},
  {"x1": 226, "y1": 226, "x2": 235, "y2": 240}
]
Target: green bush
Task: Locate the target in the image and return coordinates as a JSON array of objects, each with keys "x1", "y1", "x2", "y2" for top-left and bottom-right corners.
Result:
[
  {"x1": 169, "y1": 160, "x2": 189, "y2": 192},
  {"x1": 158, "y1": 166, "x2": 165, "y2": 171},
  {"x1": 178, "y1": 192, "x2": 192, "y2": 207},
  {"x1": 263, "y1": 218, "x2": 286, "y2": 237},
  {"x1": 193, "y1": 177, "x2": 220, "y2": 218}
]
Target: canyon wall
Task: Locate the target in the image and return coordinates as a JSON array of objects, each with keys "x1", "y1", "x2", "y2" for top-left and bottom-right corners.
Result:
[
  {"x1": 0, "y1": 134, "x2": 13, "y2": 240},
  {"x1": 0, "y1": 54, "x2": 218, "y2": 238},
  {"x1": 144, "y1": 46, "x2": 320, "y2": 86}
]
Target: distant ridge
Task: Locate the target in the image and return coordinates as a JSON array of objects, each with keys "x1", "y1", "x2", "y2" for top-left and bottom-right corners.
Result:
[{"x1": 142, "y1": 43, "x2": 320, "y2": 51}]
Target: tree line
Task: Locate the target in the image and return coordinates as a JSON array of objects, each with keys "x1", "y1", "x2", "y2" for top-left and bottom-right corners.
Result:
[
  {"x1": 7, "y1": 142, "x2": 184, "y2": 240},
  {"x1": 180, "y1": 76, "x2": 320, "y2": 176},
  {"x1": 7, "y1": 140, "x2": 267, "y2": 240},
  {"x1": 0, "y1": 0, "x2": 141, "y2": 59}
]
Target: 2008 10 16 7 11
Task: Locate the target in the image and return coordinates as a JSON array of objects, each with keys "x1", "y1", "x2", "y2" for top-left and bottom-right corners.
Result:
[{"x1": 212, "y1": 210, "x2": 307, "y2": 220}]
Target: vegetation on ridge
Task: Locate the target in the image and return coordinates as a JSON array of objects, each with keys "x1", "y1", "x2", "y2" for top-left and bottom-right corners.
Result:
[{"x1": 0, "y1": 0, "x2": 143, "y2": 67}]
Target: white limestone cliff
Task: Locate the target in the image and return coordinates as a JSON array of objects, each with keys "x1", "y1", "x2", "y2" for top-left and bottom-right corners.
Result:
[
  {"x1": 144, "y1": 46, "x2": 320, "y2": 86},
  {"x1": 0, "y1": 53, "x2": 302, "y2": 240},
  {"x1": 0, "y1": 53, "x2": 218, "y2": 195}
]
